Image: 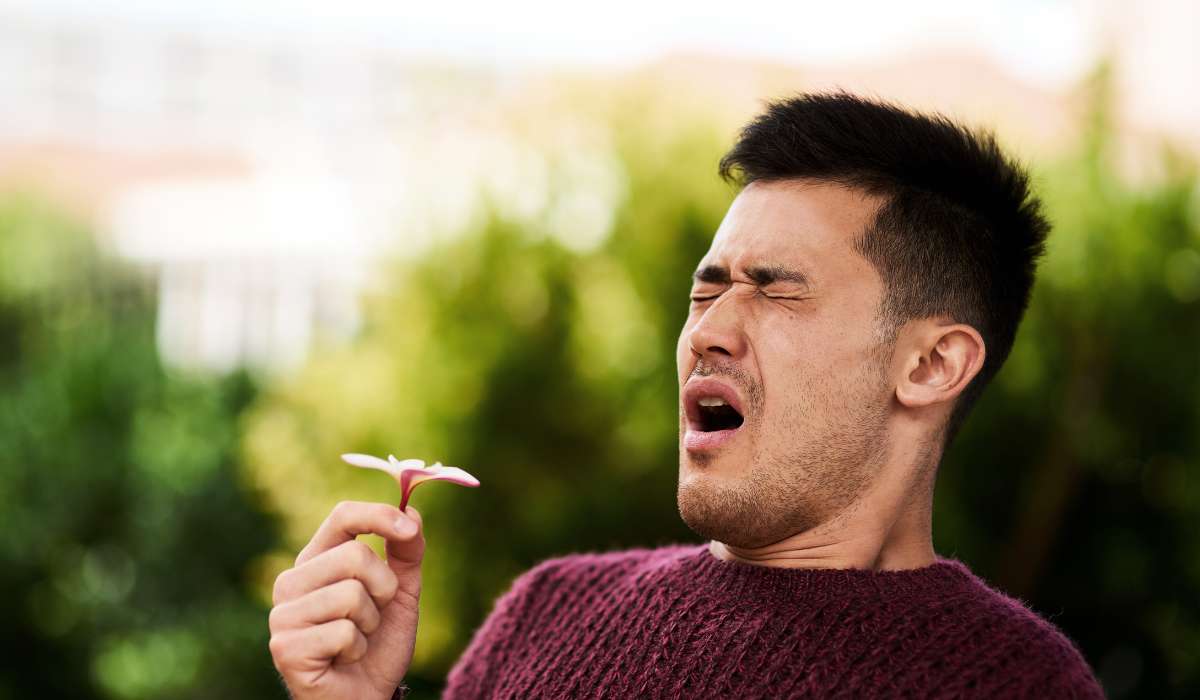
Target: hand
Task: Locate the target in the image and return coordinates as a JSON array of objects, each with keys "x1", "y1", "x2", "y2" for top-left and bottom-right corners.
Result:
[{"x1": 269, "y1": 501, "x2": 425, "y2": 700}]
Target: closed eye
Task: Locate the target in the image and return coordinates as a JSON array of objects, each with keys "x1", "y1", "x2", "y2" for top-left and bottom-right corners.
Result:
[{"x1": 691, "y1": 291, "x2": 806, "y2": 302}]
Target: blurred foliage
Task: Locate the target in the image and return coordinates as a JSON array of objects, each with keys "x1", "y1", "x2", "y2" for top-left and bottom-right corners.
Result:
[
  {"x1": 0, "y1": 197, "x2": 284, "y2": 699},
  {"x1": 240, "y1": 89, "x2": 735, "y2": 695},
  {"x1": 934, "y1": 66, "x2": 1200, "y2": 699},
  {"x1": 2, "y1": 67, "x2": 1197, "y2": 700}
]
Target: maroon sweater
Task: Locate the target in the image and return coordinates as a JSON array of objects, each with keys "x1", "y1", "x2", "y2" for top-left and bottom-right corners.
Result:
[{"x1": 439, "y1": 542, "x2": 1104, "y2": 698}]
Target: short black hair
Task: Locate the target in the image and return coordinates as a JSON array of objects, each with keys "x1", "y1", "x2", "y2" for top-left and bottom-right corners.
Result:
[{"x1": 718, "y1": 91, "x2": 1049, "y2": 448}]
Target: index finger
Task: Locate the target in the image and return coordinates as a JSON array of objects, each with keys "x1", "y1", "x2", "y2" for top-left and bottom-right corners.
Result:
[{"x1": 296, "y1": 500, "x2": 418, "y2": 566}]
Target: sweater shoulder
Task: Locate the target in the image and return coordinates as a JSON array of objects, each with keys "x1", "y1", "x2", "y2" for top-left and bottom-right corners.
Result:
[
  {"x1": 520, "y1": 542, "x2": 702, "y2": 588},
  {"x1": 940, "y1": 565, "x2": 1104, "y2": 697},
  {"x1": 530, "y1": 545, "x2": 700, "y2": 578},
  {"x1": 478, "y1": 541, "x2": 701, "y2": 621},
  {"x1": 954, "y1": 569, "x2": 1089, "y2": 657}
]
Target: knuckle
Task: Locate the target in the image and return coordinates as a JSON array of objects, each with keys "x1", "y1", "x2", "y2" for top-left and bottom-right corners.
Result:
[
  {"x1": 351, "y1": 633, "x2": 369, "y2": 660},
  {"x1": 360, "y1": 609, "x2": 381, "y2": 635},
  {"x1": 347, "y1": 577, "x2": 371, "y2": 605},
  {"x1": 268, "y1": 633, "x2": 288, "y2": 661},
  {"x1": 353, "y1": 583, "x2": 378, "y2": 624},
  {"x1": 381, "y1": 570, "x2": 400, "y2": 601},
  {"x1": 272, "y1": 569, "x2": 295, "y2": 605},
  {"x1": 350, "y1": 540, "x2": 377, "y2": 567},
  {"x1": 333, "y1": 617, "x2": 358, "y2": 646},
  {"x1": 339, "y1": 635, "x2": 366, "y2": 663},
  {"x1": 331, "y1": 499, "x2": 356, "y2": 521},
  {"x1": 333, "y1": 577, "x2": 366, "y2": 607}
]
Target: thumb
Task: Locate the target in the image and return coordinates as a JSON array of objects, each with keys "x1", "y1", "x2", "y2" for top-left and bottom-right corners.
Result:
[
  {"x1": 361, "y1": 507, "x2": 423, "y2": 694},
  {"x1": 384, "y1": 505, "x2": 425, "y2": 573}
]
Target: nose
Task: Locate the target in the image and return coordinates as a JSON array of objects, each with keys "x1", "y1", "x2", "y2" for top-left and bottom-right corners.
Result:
[{"x1": 686, "y1": 289, "x2": 747, "y2": 360}]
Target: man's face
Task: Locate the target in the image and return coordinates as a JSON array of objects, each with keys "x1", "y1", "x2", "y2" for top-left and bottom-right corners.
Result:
[{"x1": 676, "y1": 179, "x2": 895, "y2": 549}]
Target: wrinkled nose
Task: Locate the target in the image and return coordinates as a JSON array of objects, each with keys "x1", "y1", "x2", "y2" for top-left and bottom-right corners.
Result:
[{"x1": 686, "y1": 293, "x2": 747, "y2": 361}]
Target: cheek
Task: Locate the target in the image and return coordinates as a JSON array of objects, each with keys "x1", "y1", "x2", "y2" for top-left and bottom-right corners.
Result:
[
  {"x1": 754, "y1": 323, "x2": 828, "y2": 406},
  {"x1": 675, "y1": 325, "x2": 692, "y2": 378}
]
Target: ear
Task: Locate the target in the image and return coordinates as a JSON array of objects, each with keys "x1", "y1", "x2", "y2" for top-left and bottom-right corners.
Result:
[{"x1": 894, "y1": 321, "x2": 986, "y2": 409}]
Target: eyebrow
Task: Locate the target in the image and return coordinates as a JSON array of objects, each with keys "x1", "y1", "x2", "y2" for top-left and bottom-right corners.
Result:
[{"x1": 692, "y1": 264, "x2": 812, "y2": 288}]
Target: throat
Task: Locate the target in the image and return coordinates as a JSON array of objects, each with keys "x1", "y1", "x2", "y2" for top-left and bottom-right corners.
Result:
[{"x1": 707, "y1": 491, "x2": 936, "y2": 572}]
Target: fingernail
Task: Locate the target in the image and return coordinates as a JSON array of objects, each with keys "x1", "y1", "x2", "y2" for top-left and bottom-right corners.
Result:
[{"x1": 394, "y1": 517, "x2": 417, "y2": 537}]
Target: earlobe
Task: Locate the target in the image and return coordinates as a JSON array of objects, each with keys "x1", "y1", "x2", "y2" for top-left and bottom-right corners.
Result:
[{"x1": 895, "y1": 324, "x2": 985, "y2": 409}]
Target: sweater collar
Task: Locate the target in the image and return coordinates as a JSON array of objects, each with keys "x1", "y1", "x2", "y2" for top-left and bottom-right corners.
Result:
[{"x1": 676, "y1": 542, "x2": 976, "y2": 603}]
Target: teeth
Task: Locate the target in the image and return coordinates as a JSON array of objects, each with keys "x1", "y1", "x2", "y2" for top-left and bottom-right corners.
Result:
[{"x1": 698, "y1": 397, "x2": 728, "y2": 407}]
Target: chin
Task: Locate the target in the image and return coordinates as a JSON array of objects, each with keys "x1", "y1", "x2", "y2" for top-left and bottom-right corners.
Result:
[
  {"x1": 675, "y1": 480, "x2": 716, "y2": 540},
  {"x1": 677, "y1": 465, "x2": 752, "y2": 543},
  {"x1": 677, "y1": 450, "x2": 818, "y2": 549}
]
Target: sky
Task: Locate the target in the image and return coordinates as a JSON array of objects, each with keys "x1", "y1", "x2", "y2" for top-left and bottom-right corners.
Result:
[{"x1": 1, "y1": 0, "x2": 1099, "y2": 87}]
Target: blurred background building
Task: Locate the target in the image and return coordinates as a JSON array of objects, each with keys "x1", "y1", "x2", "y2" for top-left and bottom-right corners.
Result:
[{"x1": 2, "y1": 0, "x2": 1196, "y2": 373}]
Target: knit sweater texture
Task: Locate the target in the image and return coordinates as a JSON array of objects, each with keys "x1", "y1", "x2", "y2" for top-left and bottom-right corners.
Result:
[{"x1": 439, "y1": 542, "x2": 1104, "y2": 699}]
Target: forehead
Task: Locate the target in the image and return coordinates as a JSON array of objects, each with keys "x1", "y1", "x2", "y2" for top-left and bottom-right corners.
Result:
[{"x1": 699, "y1": 180, "x2": 883, "y2": 284}]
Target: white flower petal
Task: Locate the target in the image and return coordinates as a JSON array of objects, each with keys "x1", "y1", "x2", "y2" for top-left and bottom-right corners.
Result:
[
  {"x1": 341, "y1": 453, "x2": 393, "y2": 471},
  {"x1": 388, "y1": 455, "x2": 427, "y2": 470}
]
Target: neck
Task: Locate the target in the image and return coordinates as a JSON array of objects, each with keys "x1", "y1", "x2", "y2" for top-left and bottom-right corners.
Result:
[{"x1": 709, "y1": 426, "x2": 941, "y2": 571}]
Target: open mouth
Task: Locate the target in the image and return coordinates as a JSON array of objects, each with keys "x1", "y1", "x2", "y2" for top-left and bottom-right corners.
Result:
[
  {"x1": 695, "y1": 397, "x2": 744, "y2": 432},
  {"x1": 682, "y1": 377, "x2": 747, "y2": 451}
]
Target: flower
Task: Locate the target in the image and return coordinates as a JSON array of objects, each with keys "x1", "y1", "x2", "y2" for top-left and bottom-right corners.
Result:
[{"x1": 341, "y1": 453, "x2": 480, "y2": 510}]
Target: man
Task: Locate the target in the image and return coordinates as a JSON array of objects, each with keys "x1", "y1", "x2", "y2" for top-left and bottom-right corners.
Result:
[{"x1": 268, "y1": 92, "x2": 1105, "y2": 699}]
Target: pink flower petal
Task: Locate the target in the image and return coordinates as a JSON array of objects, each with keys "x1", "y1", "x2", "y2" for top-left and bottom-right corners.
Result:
[
  {"x1": 426, "y1": 465, "x2": 481, "y2": 487},
  {"x1": 343, "y1": 452, "x2": 480, "y2": 510}
]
